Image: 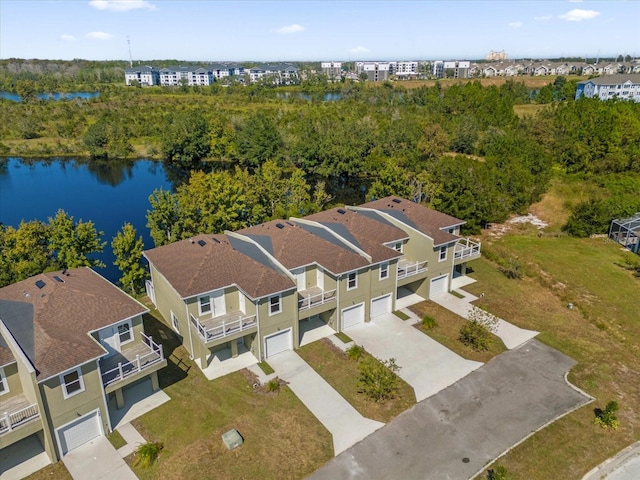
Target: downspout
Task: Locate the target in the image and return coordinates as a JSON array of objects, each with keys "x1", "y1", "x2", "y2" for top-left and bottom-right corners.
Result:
[
  {"x1": 186, "y1": 303, "x2": 194, "y2": 360},
  {"x1": 255, "y1": 300, "x2": 262, "y2": 361},
  {"x1": 98, "y1": 358, "x2": 113, "y2": 432},
  {"x1": 336, "y1": 274, "x2": 341, "y2": 331}
]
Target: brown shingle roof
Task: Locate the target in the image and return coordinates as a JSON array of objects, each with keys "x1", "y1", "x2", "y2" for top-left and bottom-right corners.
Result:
[
  {"x1": 237, "y1": 220, "x2": 369, "y2": 275},
  {"x1": 304, "y1": 208, "x2": 406, "y2": 263},
  {"x1": 0, "y1": 268, "x2": 147, "y2": 381},
  {"x1": 144, "y1": 234, "x2": 295, "y2": 299},
  {"x1": 359, "y1": 197, "x2": 462, "y2": 246}
]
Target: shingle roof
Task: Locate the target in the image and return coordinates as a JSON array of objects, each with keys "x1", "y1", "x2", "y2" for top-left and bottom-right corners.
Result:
[
  {"x1": 144, "y1": 234, "x2": 295, "y2": 300},
  {"x1": 580, "y1": 74, "x2": 640, "y2": 86},
  {"x1": 238, "y1": 220, "x2": 369, "y2": 275},
  {"x1": 359, "y1": 197, "x2": 462, "y2": 246},
  {"x1": 304, "y1": 208, "x2": 407, "y2": 263},
  {"x1": 0, "y1": 268, "x2": 147, "y2": 381}
]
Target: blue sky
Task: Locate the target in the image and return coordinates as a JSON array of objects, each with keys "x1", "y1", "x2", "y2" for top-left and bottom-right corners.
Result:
[{"x1": 1, "y1": 1, "x2": 638, "y2": 61}]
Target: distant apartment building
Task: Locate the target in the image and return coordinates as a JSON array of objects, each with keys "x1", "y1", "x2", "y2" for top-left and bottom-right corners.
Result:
[
  {"x1": 321, "y1": 62, "x2": 342, "y2": 79},
  {"x1": 486, "y1": 50, "x2": 507, "y2": 61},
  {"x1": 391, "y1": 61, "x2": 419, "y2": 78},
  {"x1": 246, "y1": 64, "x2": 299, "y2": 85},
  {"x1": 443, "y1": 61, "x2": 470, "y2": 79},
  {"x1": 158, "y1": 66, "x2": 214, "y2": 86},
  {"x1": 124, "y1": 66, "x2": 160, "y2": 86},
  {"x1": 356, "y1": 62, "x2": 391, "y2": 82},
  {"x1": 575, "y1": 74, "x2": 640, "y2": 102}
]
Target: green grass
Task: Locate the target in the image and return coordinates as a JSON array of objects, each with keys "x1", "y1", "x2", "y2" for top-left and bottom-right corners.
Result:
[
  {"x1": 128, "y1": 310, "x2": 333, "y2": 480},
  {"x1": 408, "y1": 302, "x2": 507, "y2": 363},
  {"x1": 392, "y1": 310, "x2": 410, "y2": 320},
  {"x1": 334, "y1": 331, "x2": 353, "y2": 343},
  {"x1": 449, "y1": 290, "x2": 466, "y2": 299},
  {"x1": 107, "y1": 429, "x2": 127, "y2": 450},
  {"x1": 297, "y1": 339, "x2": 416, "y2": 423},
  {"x1": 463, "y1": 233, "x2": 640, "y2": 479},
  {"x1": 257, "y1": 361, "x2": 275, "y2": 375}
]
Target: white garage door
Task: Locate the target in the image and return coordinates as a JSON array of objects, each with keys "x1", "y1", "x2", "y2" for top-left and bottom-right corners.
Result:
[
  {"x1": 264, "y1": 329, "x2": 292, "y2": 358},
  {"x1": 342, "y1": 303, "x2": 365, "y2": 330},
  {"x1": 371, "y1": 294, "x2": 392, "y2": 318},
  {"x1": 56, "y1": 410, "x2": 102, "y2": 456},
  {"x1": 430, "y1": 274, "x2": 449, "y2": 298}
]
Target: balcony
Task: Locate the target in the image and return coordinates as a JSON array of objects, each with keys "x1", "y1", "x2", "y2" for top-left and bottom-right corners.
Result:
[
  {"x1": 0, "y1": 394, "x2": 40, "y2": 436},
  {"x1": 397, "y1": 259, "x2": 428, "y2": 280},
  {"x1": 190, "y1": 311, "x2": 257, "y2": 344},
  {"x1": 298, "y1": 287, "x2": 337, "y2": 311},
  {"x1": 454, "y1": 238, "x2": 481, "y2": 263},
  {"x1": 101, "y1": 333, "x2": 165, "y2": 388}
]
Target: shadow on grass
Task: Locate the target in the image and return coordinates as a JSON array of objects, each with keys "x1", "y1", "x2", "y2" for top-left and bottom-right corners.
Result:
[{"x1": 142, "y1": 312, "x2": 190, "y2": 389}]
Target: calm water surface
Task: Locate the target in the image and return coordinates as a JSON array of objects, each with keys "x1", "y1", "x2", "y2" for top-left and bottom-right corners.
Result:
[
  {"x1": 0, "y1": 158, "x2": 171, "y2": 282},
  {"x1": 0, "y1": 91, "x2": 100, "y2": 102}
]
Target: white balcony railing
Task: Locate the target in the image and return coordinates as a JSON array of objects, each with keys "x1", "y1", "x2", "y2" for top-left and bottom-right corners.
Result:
[
  {"x1": 454, "y1": 238, "x2": 481, "y2": 260},
  {"x1": 101, "y1": 333, "x2": 164, "y2": 387},
  {"x1": 397, "y1": 260, "x2": 428, "y2": 279},
  {"x1": 298, "y1": 289, "x2": 337, "y2": 311},
  {"x1": 190, "y1": 313, "x2": 257, "y2": 343},
  {"x1": 0, "y1": 404, "x2": 40, "y2": 435}
]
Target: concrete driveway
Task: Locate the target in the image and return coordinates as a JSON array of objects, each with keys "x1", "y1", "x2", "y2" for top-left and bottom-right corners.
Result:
[
  {"x1": 345, "y1": 313, "x2": 483, "y2": 401},
  {"x1": 268, "y1": 350, "x2": 384, "y2": 455},
  {"x1": 63, "y1": 436, "x2": 137, "y2": 480},
  {"x1": 310, "y1": 339, "x2": 592, "y2": 480}
]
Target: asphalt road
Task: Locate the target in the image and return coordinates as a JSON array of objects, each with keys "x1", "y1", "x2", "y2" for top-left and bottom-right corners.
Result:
[{"x1": 309, "y1": 339, "x2": 591, "y2": 480}]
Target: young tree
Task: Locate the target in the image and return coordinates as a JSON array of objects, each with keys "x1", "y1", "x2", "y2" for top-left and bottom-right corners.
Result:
[
  {"x1": 112, "y1": 223, "x2": 147, "y2": 295},
  {"x1": 0, "y1": 221, "x2": 52, "y2": 287},
  {"x1": 358, "y1": 356, "x2": 401, "y2": 402},
  {"x1": 161, "y1": 110, "x2": 211, "y2": 166},
  {"x1": 146, "y1": 188, "x2": 182, "y2": 247},
  {"x1": 47, "y1": 209, "x2": 106, "y2": 269}
]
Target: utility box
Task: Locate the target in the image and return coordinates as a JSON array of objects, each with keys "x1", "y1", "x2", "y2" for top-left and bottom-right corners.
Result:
[{"x1": 222, "y1": 429, "x2": 243, "y2": 450}]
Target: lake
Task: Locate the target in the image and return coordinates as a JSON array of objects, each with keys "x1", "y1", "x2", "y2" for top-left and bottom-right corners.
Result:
[
  {"x1": 0, "y1": 158, "x2": 171, "y2": 283},
  {"x1": 0, "y1": 91, "x2": 100, "y2": 102}
]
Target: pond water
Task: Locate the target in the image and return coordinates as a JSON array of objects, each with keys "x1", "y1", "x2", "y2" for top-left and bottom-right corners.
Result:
[
  {"x1": 275, "y1": 92, "x2": 343, "y2": 101},
  {"x1": 0, "y1": 91, "x2": 100, "y2": 102}
]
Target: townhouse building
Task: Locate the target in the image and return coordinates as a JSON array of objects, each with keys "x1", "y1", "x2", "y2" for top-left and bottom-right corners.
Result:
[
  {"x1": 143, "y1": 197, "x2": 481, "y2": 370},
  {"x1": 0, "y1": 268, "x2": 166, "y2": 462},
  {"x1": 124, "y1": 65, "x2": 160, "y2": 86},
  {"x1": 575, "y1": 74, "x2": 640, "y2": 102}
]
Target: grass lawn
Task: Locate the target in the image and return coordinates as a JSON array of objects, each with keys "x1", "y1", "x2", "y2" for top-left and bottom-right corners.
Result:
[
  {"x1": 297, "y1": 339, "x2": 416, "y2": 423},
  {"x1": 408, "y1": 301, "x2": 507, "y2": 363},
  {"x1": 463, "y1": 233, "x2": 640, "y2": 479},
  {"x1": 334, "y1": 331, "x2": 353, "y2": 343},
  {"x1": 128, "y1": 310, "x2": 333, "y2": 480},
  {"x1": 107, "y1": 429, "x2": 127, "y2": 449},
  {"x1": 25, "y1": 462, "x2": 72, "y2": 480}
]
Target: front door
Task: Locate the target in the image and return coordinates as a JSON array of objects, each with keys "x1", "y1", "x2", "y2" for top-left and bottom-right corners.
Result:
[
  {"x1": 212, "y1": 291, "x2": 226, "y2": 317},
  {"x1": 98, "y1": 326, "x2": 119, "y2": 357}
]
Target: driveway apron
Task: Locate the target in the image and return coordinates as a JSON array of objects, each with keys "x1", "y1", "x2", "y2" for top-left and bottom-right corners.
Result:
[
  {"x1": 346, "y1": 313, "x2": 483, "y2": 401},
  {"x1": 268, "y1": 350, "x2": 384, "y2": 455},
  {"x1": 62, "y1": 436, "x2": 137, "y2": 480}
]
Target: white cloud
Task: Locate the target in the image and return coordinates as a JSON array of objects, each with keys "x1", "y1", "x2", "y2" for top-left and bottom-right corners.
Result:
[
  {"x1": 273, "y1": 24, "x2": 304, "y2": 34},
  {"x1": 508, "y1": 21, "x2": 523, "y2": 28},
  {"x1": 534, "y1": 15, "x2": 552, "y2": 21},
  {"x1": 559, "y1": 9, "x2": 600, "y2": 21},
  {"x1": 89, "y1": 0, "x2": 156, "y2": 12},
  {"x1": 349, "y1": 45, "x2": 370, "y2": 54},
  {"x1": 86, "y1": 31, "x2": 114, "y2": 40},
  {"x1": 568, "y1": 0, "x2": 583, "y2": 3},
  {"x1": 60, "y1": 34, "x2": 76, "y2": 42}
]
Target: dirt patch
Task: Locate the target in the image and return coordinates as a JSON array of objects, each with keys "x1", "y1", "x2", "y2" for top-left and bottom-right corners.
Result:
[
  {"x1": 241, "y1": 368, "x2": 288, "y2": 395},
  {"x1": 486, "y1": 214, "x2": 548, "y2": 238}
]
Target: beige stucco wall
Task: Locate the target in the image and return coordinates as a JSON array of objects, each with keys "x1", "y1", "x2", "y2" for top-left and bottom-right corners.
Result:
[
  {"x1": 255, "y1": 289, "x2": 298, "y2": 360},
  {"x1": 1, "y1": 362, "x2": 22, "y2": 401},
  {"x1": 149, "y1": 264, "x2": 190, "y2": 345}
]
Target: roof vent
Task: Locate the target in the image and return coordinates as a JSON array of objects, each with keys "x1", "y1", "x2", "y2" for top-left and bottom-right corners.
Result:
[
  {"x1": 337, "y1": 209, "x2": 346, "y2": 214},
  {"x1": 35, "y1": 279, "x2": 46, "y2": 289},
  {"x1": 197, "y1": 239, "x2": 207, "y2": 247},
  {"x1": 285, "y1": 221, "x2": 294, "y2": 226},
  {"x1": 392, "y1": 198, "x2": 401, "y2": 204},
  {"x1": 276, "y1": 223, "x2": 285, "y2": 229},
  {"x1": 53, "y1": 275, "x2": 64, "y2": 283},
  {"x1": 212, "y1": 238, "x2": 221, "y2": 244}
]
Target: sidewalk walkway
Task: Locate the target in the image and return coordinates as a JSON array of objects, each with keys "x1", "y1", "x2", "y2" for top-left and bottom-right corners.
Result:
[
  {"x1": 431, "y1": 290, "x2": 538, "y2": 349},
  {"x1": 582, "y1": 441, "x2": 640, "y2": 480},
  {"x1": 116, "y1": 422, "x2": 147, "y2": 458},
  {"x1": 268, "y1": 350, "x2": 384, "y2": 455}
]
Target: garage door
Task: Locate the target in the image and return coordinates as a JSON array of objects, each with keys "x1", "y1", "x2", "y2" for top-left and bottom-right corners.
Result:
[
  {"x1": 56, "y1": 410, "x2": 102, "y2": 456},
  {"x1": 371, "y1": 294, "x2": 392, "y2": 318},
  {"x1": 264, "y1": 329, "x2": 292, "y2": 358},
  {"x1": 429, "y1": 275, "x2": 449, "y2": 298},
  {"x1": 342, "y1": 303, "x2": 365, "y2": 330}
]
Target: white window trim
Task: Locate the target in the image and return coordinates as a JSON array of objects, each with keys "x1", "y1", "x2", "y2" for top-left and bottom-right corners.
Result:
[
  {"x1": 61, "y1": 367, "x2": 85, "y2": 399},
  {"x1": 379, "y1": 262, "x2": 389, "y2": 280},
  {"x1": 117, "y1": 320, "x2": 134, "y2": 346},
  {"x1": 269, "y1": 294, "x2": 282, "y2": 316},
  {"x1": 0, "y1": 367, "x2": 9, "y2": 396},
  {"x1": 171, "y1": 311, "x2": 180, "y2": 333},
  {"x1": 347, "y1": 272, "x2": 358, "y2": 291},
  {"x1": 439, "y1": 246, "x2": 448, "y2": 262},
  {"x1": 198, "y1": 295, "x2": 212, "y2": 316},
  {"x1": 393, "y1": 242, "x2": 403, "y2": 253}
]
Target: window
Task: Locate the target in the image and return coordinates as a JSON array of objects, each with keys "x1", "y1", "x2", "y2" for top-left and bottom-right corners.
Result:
[
  {"x1": 379, "y1": 262, "x2": 389, "y2": 280},
  {"x1": 199, "y1": 295, "x2": 211, "y2": 315},
  {"x1": 118, "y1": 322, "x2": 132, "y2": 344},
  {"x1": 439, "y1": 246, "x2": 448, "y2": 262},
  {"x1": 393, "y1": 242, "x2": 403, "y2": 253},
  {"x1": 171, "y1": 311, "x2": 180, "y2": 333},
  {"x1": 347, "y1": 272, "x2": 358, "y2": 290},
  {"x1": 61, "y1": 368, "x2": 85, "y2": 399},
  {"x1": 0, "y1": 367, "x2": 8, "y2": 395},
  {"x1": 269, "y1": 295, "x2": 281, "y2": 315}
]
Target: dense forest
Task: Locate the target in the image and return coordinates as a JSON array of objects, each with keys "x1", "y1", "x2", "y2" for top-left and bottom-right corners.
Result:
[{"x1": 1, "y1": 63, "x2": 640, "y2": 288}]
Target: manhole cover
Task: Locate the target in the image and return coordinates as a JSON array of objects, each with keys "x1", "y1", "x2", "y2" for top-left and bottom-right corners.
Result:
[{"x1": 462, "y1": 457, "x2": 470, "y2": 463}]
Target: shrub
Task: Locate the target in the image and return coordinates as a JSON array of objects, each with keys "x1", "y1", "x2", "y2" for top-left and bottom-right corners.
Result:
[
  {"x1": 266, "y1": 378, "x2": 281, "y2": 393},
  {"x1": 358, "y1": 357, "x2": 401, "y2": 402},
  {"x1": 346, "y1": 344, "x2": 365, "y2": 362},
  {"x1": 498, "y1": 257, "x2": 522, "y2": 279},
  {"x1": 459, "y1": 320, "x2": 492, "y2": 351},
  {"x1": 593, "y1": 400, "x2": 620, "y2": 430},
  {"x1": 487, "y1": 464, "x2": 511, "y2": 480},
  {"x1": 421, "y1": 315, "x2": 438, "y2": 329},
  {"x1": 133, "y1": 442, "x2": 163, "y2": 469}
]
